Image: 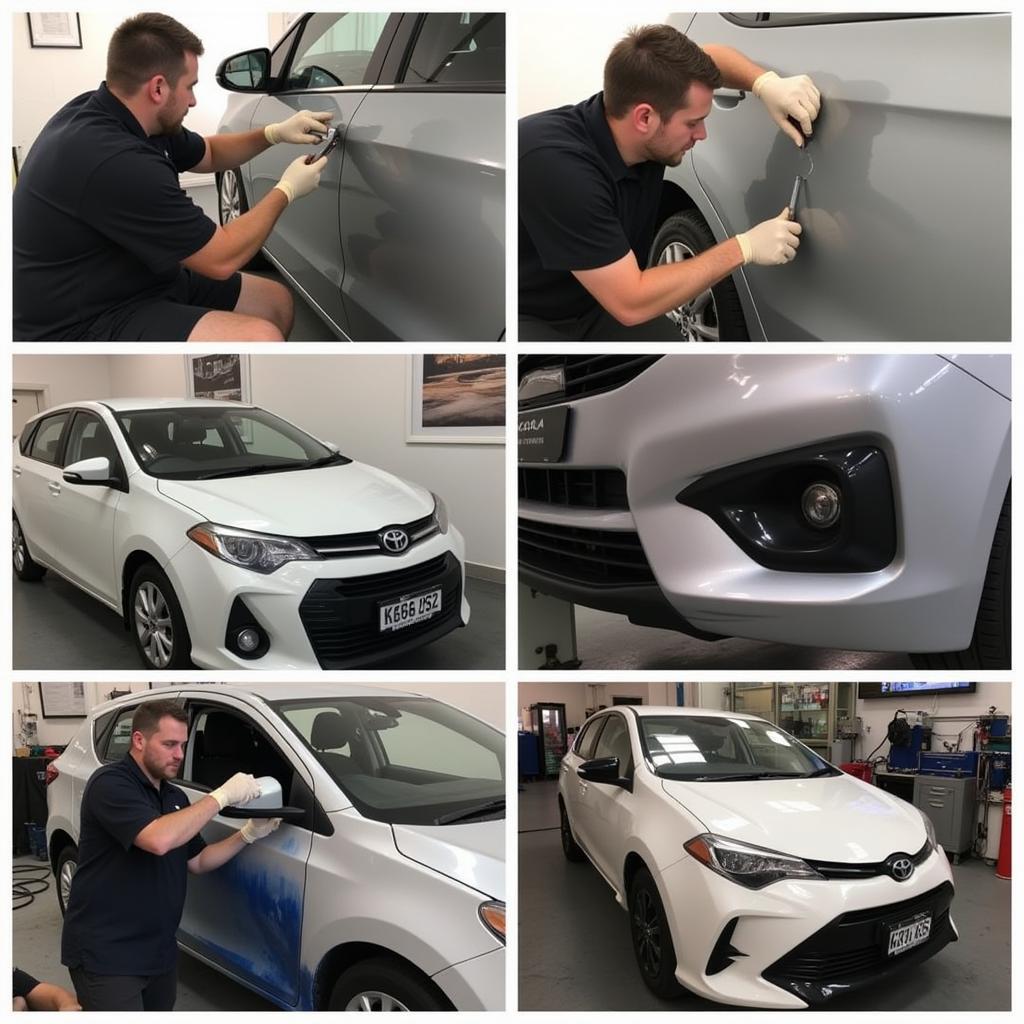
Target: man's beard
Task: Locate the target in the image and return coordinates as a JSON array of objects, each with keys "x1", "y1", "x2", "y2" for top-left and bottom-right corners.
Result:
[
  {"x1": 156, "y1": 108, "x2": 185, "y2": 135},
  {"x1": 143, "y1": 749, "x2": 180, "y2": 779}
]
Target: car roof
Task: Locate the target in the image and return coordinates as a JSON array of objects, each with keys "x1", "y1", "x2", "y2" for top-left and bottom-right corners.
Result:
[
  {"x1": 26, "y1": 397, "x2": 257, "y2": 423},
  {"x1": 622, "y1": 705, "x2": 765, "y2": 722}
]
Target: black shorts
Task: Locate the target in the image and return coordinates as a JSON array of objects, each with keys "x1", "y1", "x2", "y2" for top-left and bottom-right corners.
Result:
[
  {"x1": 69, "y1": 963, "x2": 177, "y2": 1011},
  {"x1": 87, "y1": 268, "x2": 243, "y2": 341}
]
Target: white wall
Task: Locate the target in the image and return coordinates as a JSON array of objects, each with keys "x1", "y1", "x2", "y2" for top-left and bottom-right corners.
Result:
[
  {"x1": 12, "y1": 355, "x2": 114, "y2": 412},
  {"x1": 13, "y1": 10, "x2": 274, "y2": 169}
]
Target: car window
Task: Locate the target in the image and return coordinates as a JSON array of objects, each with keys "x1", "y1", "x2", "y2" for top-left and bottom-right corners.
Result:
[
  {"x1": 101, "y1": 707, "x2": 138, "y2": 762},
  {"x1": 64, "y1": 412, "x2": 119, "y2": 467},
  {"x1": 286, "y1": 12, "x2": 391, "y2": 89},
  {"x1": 26, "y1": 412, "x2": 70, "y2": 465},
  {"x1": 574, "y1": 717, "x2": 605, "y2": 760},
  {"x1": 592, "y1": 714, "x2": 633, "y2": 774},
  {"x1": 401, "y1": 12, "x2": 504, "y2": 86},
  {"x1": 270, "y1": 18, "x2": 302, "y2": 79},
  {"x1": 375, "y1": 708, "x2": 502, "y2": 781}
]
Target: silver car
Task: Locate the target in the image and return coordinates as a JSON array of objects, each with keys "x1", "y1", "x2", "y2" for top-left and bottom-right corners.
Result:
[
  {"x1": 45, "y1": 684, "x2": 505, "y2": 1011},
  {"x1": 655, "y1": 12, "x2": 1009, "y2": 341},
  {"x1": 216, "y1": 12, "x2": 505, "y2": 341}
]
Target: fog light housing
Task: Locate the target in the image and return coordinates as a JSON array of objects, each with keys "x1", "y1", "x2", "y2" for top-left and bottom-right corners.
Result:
[
  {"x1": 802, "y1": 482, "x2": 841, "y2": 529},
  {"x1": 236, "y1": 628, "x2": 261, "y2": 653},
  {"x1": 225, "y1": 598, "x2": 270, "y2": 660}
]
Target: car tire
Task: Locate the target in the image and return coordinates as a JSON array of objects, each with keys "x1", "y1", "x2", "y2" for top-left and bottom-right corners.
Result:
[
  {"x1": 559, "y1": 799, "x2": 586, "y2": 862},
  {"x1": 648, "y1": 210, "x2": 750, "y2": 342},
  {"x1": 55, "y1": 844, "x2": 78, "y2": 917},
  {"x1": 328, "y1": 957, "x2": 451, "y2": 1012},
  {"x1": 628, "y1": 866, "x2": 683, "y2": 1000},
  {"x1": 909, "y1": 486, "x2": 1010, "y2": 669},
  {"x1": 12, "y1": 514, "x2": 46, "y2": 581},
  {"x1": 217, "y1": 168, "x2": 269, "y2": 269},
  {"x1": 128, "y1": 563, "x2": 193, "y2": 670}
]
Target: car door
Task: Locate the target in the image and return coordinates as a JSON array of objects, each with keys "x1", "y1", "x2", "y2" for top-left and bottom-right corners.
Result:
[
  {"x1": 338, "y1": 12, "x2": 505, "y2": 341},
  {"x1": 673, "y1": 12, "x2": 1009, "y2": 341},
  {"x1": 175, "y1": 699, "x2": 316, "y2": 1008},
  {"x1": 13, "y1": 410, "x2": 73, "y2": 569},
  {"x1": 47, "y1": 411, "x2": 124, "y2": 605},
  {"x1": 561, "y1": 715, "x2": 606, "y2": 857},
  {"x1": 243, "y1": 13, "x2": 401, "y2": 337},
  {"x1": 581, "y1": 712, "x2": 636, "y2": 886}
]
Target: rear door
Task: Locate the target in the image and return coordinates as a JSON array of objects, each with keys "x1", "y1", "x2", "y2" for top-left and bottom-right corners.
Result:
[
  {"x1": 560, "y1": 715, "x2": 606, "y2": 857},
  {"x1": 677, "y1": 12, "x2": 1009, "y2": 341}
]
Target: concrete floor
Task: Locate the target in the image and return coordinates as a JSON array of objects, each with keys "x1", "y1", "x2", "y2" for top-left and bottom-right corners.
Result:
[
  {"x1": 13, "y1": 856, "x2": 275, "y2": 1010},
  {"x1": 569, "y1": 605, "x2": 911, "y2": 670},
  {"x1": 518, "y1": 779, "x2": 1010, "y2": 1012},
  {"x1": 12, "y1": 572, "x2": 504, "y2": 671}
]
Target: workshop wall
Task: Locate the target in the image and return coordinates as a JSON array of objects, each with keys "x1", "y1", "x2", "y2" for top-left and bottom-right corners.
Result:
[
  {"x1": 517, "y1": 682, "x2": 675, "y2": 734},
  {"x1": 13, "y1": 682, "x2": 150, "y2": 747},
  {"x1": 13, "y1": 355, "x2": 113, "y2": 410}
]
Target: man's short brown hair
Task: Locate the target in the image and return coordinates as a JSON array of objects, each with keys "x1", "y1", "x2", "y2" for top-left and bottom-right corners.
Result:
[
  {"x1": 604, "y1": 24, "x2": 722, "y2": 120},
  {"x1": 107, "y1": 13, "x2": 204, "y2": 94},
  {"x1": 132, "y1": 699, "x2": 188, "y2": 737}
]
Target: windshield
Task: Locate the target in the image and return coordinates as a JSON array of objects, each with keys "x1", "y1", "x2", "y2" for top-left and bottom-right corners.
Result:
[
  {"x1": 114, "y1": 406, "x2": 349, "y2": 480},
  {"x1": 273, "y1": 696, "x2": 505, "y2": 825},
  {"x1": 639, "y1": 715, "x2": 837, "y2": 781}
]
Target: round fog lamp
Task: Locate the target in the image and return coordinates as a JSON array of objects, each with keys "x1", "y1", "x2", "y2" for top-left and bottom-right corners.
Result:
[
  {"x1": 236, "y1": 628, "x2": 261, "y2": 653},
  {"x1": 801, "y1": 482, "x2": 841, "y2": 529}
]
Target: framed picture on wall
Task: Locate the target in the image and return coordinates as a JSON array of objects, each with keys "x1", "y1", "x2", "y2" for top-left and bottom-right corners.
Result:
[
  {"x1": 407, "y1": 354, "x2": 505, "y2": 444},
  {"x1": 27, "y1": 13, "x2": 82, "y2": 48},
  {"x1": 38, "y1": 682, "x2": 87, "y2": 719},
  {"x1": 184, "y1": 354, "x2": 251, "y2": 403}
]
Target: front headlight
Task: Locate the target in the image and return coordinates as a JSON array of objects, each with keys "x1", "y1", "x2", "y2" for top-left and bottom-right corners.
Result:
[
  {"x1": 684, "y1": 833, "x2": 824, "y2": 890},
  {"x1": 431, "y1": 492, "x2": 449, "y2": 534},
  {"x1": 920, "y1": 809, "x2": 938, "y2": 851},
  {"x1": 187, "y1": 522, "x2": 322, "y2": 575},
  {"x1": 478, "y1": 900, "x2": 505, "y2": 944}
]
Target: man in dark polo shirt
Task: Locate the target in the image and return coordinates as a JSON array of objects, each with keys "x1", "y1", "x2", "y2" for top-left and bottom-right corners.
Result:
[
  {"x1": 14, "y1": 13, "x2": 330, "y2": 342},
  {"x1": 519, "y1": 24, "x2": 820, "y2": 340},
  {"x1": 61, "y1": 700, "x2": 279, "y2": 1011}
]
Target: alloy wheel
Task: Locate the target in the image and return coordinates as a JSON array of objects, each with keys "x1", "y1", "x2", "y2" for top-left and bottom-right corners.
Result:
[
  {"x1": 345, "y1": 991, "x2": 410, "y2": 1012},
  {"x1": 632, "y1": 888, "x2": 662, "y2": 978},
  {"x1": 219, "y1": 170, "x2": 242, "y2": 223},
  {"x1": 59, "y1": 858, "x2": 76, "y2": 908},
  {"x1": 560, "y1": 807, "x2": 572, "y2": 853},
  {"x1": 13, "y1": 520, "x2": 25, "y2": 572},
  {"x1": 134, "y1": 581, "x2": 174, "y2": 669},
  {"x1": 657, "y1": 240, "x2": 720, "y2": 341}
]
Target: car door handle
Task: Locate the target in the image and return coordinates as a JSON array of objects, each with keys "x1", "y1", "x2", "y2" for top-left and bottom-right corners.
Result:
[
  {"x1": 13, "y1": 465, "x2": 21, "y2": 477},
  {"x1": 713, "y1": 89, "x2": 747, "y2": 110},
  {"x1": 48, "y1": 481, "x2": 61, "y2": 496}
]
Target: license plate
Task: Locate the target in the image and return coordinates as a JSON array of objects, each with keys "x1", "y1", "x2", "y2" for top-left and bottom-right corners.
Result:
[
  {"x1": 518, "y1": 406, "x2": 569, "y2": 463},
  {"x1": 886, "y1": 911, "x2": 931, "y2": 957},
  {"x1": 379, "y1": 588, "x2": 442, "y2": 632}
]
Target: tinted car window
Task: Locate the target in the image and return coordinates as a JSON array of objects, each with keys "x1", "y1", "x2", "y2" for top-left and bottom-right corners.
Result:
[
  {"x1": 402, "y1": 13, "x2": 504, "y2": 85},
  {"x1": 593, "y1": 714, "x2": 632, "y2": 773},
  {"x1": 102, "y1": 707, "x2": 138, "y2": 762},
  {"x1": 287, "y1": 12, "x2": 390, "y2": 89},
  {"x1": 27, "y1": 412, "x2": 70, "y2": 465},
  {"x1": 64, "y1": 412, "x2": 119, "y2": 467},
  {"x1": 574, "y1": 717, "x2": 605, "y2": 760}
]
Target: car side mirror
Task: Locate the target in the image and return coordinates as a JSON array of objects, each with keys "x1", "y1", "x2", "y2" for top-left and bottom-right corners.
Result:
[
  {"x1": 577, "y1": 757, "x2": 630, "y2": 789},
  {"x1": 63, "y1": 456, "x2": 119, "y2": 488},
  {"x1": 217, "y1": 48, "x2": 271, "y2": 93},
  {"x1": 196, "y1": 776, "x2": 306, "y2": 822}
]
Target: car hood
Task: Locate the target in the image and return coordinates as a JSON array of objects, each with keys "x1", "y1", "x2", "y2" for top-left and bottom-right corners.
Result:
[
  {"x1": 156, "y1": 461, "x2": 433, "y2": 535},
  {"x1": 661, "y1": 773, "x2": 928, "y2": 861},
  {"x1": 391, "y1": 819, "x2": 505, "y2": 900}
]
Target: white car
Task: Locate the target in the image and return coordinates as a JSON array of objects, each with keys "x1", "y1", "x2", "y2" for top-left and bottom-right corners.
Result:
[
  {"x1": 558, "y1": 705, "x2": 956, "y2": 1009},
  {"x1": 519, "y1": 354, "x2": 1010, "y2": 667},
  {"x1": 46, "y1": 683, "x2": 505, "y2": 1011},
  {"x1": 13, "y1": 398, "x2": 470, "y2": 670}
]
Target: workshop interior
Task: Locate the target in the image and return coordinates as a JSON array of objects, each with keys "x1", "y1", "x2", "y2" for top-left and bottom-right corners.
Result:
[
  {"x1": 518, "y1": 680, "x2": 1011, "y2": 1011},
  {"x1": 13, "y1": 353, "x2": 505, "y2": 672},
  {"x1": 13, "y1": 680, "x2": 506, "y2": 1011}
]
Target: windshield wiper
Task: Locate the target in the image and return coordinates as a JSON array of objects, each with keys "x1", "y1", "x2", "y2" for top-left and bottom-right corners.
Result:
[
  {"x1": 803, "y1": 766, "x2": 840, "y2": 778},
  {"x1": 300, "y1": 452, "x2": 349, "y2": 470},
  {"x1": 433, "y1": 797, "x2": 505, "y2": 825},
  {"x1": 197, "y1": 462, "x2": 308, "y2": 480}
]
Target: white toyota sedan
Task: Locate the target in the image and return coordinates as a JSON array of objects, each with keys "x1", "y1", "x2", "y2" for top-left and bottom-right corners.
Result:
[
  {"x1": 13, "y1": 399, "x2": 469, "y2": 670},
  {"x1": 558, "y1": 705, "x2": 956, "y2": 1009}
]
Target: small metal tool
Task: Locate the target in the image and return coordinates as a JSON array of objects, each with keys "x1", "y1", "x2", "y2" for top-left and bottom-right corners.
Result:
[
  {"x1": 787, "y1": 140, "x2": 814, "y2": 218},
  {"x1": 305, "y1": 125, "x2": 340, "y2": 164}
]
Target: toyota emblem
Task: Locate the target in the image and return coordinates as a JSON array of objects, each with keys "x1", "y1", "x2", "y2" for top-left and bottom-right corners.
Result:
[
  {"x1": 381, "y1": 528, "x2": 409, "y2": 554},
  {"x1": 887, "y1": 855, "x2": 914, "y2": 881}
]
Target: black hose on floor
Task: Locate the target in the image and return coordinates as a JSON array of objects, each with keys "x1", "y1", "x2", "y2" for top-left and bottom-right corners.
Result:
[{"x1": 13, "y1": 864, "x2": 51, "y2": 910}]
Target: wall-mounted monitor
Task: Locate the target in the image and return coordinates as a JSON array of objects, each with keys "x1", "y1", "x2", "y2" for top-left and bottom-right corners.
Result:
[{"x1": 858, "y1": 681, "x2": 977, "y2": 699}]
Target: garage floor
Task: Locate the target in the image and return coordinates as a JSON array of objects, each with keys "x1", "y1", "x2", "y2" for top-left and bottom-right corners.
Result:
[
  {"x1": 12, "y1": 573, "x2": 504, "y2": 671},
  {"x1": 13, "y1": 856, "x2": 275, "y2": 1010},
  {"x1": 518, "y1": 779, "x2": 1010, "y2": 1011},
  {"x1": 566, "y1": 606, "x2": 912, "y2": 670}
]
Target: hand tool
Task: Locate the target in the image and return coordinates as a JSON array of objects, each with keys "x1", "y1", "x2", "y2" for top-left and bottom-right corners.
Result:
[{"x1": 305, "y1": 126, "x2": 340, "y2": 164}]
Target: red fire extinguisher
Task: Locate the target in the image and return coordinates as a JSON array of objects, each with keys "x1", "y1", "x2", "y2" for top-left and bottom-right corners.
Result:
[{"x1": 995, "y1": 783, "x2": 1011, "y2": 880}]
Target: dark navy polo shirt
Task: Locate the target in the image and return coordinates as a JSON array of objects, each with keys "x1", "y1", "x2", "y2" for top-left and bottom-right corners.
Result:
[
  {"x1": 519, "y1": 92, "x2": 666, "y2": 321},
  {"x1": 13, "y1": 82, "x2": 217, "y2": 341},
  {"x1": 61, "y1": 753, "x2": 206, "y2": 976}
]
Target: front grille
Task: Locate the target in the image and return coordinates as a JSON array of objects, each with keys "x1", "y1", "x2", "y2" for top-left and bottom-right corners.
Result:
[
  {"x1": 299, "y1": 553, "x2": 462, "y2": 667},
  {"x1": 519, "y1": 518, "x2": 655, "y2": 586},
  {"x1": 764, "y1": 881, "x2": 955, "y2": 995},
  {"x1": 806, "y1": 841, "x2": 933, "y2": 880},
  {"x1": 518, "y1": 355, "x2": 662, "y2": 410},
  {"x1": 518, "y1": 467, "x2": 628, "y2": 510},
  {"x1": 301, "y1": 513, "x2": 439, "y2": 558}
]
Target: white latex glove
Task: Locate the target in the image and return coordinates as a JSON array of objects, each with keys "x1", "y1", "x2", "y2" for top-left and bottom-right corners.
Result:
[
  {"x1": 735, "y1": 208, "x2": 802, "y2": 266},
  {"x1": 274, "y1": 155, "x2": 328, "y2": 204},
  {"x1": 210, "y1": 772, "x2": 262, "y2": 810},
  {"x1": 752, "y1": 70, "x2": 821, "y2": 147},
  {"x1": 240, "y1": 818, "x2": 282, "y2": 844},
  {"x1": 264, "y1": 109, "x2": 333, "y2": 145}
]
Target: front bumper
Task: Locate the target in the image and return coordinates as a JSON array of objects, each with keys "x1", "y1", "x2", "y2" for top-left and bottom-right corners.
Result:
[
  {"x1": 432, "y1": 946, "x2": 505, "y2": 1011},
  {"x1": 658, "y1": 843, "x2": 956, "y2": 1009},
  {"x1": 163, "y1": 527, "x2": 470, "y2": 669},
  {"x1": 518, "y1": 354, "x2": 1010, "y2": 652}
]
